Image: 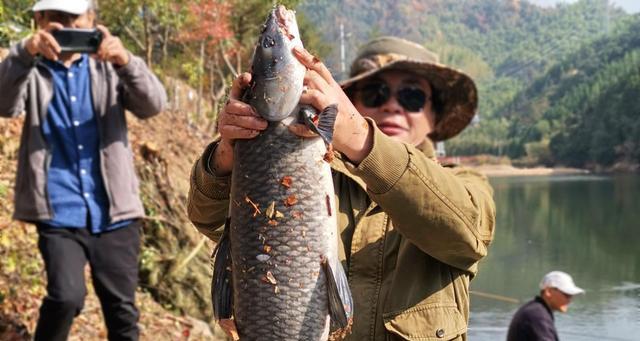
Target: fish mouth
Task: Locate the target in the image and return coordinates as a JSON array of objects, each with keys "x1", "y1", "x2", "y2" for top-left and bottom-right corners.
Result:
[{"x1": 275, "y1": 5, "x2": 297, "y2": 41}]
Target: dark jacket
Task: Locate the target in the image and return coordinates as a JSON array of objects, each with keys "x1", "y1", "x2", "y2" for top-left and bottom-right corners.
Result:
[
  {"x1": 0, "y1": 39, "x2": 167, "y2": 223},
  {"x1": 507, "y1": 296, "x2": 558, "y2": 341},
  {"x1": 188, "y1": 123, "x2": 496, "y2": 341}
]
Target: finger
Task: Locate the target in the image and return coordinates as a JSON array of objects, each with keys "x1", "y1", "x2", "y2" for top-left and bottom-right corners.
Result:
[
  {"x1": 99, "y1": 39, "x2": 120, "y2": 60},
  {"x1": 220, "y1": 113, "x2": 268, "y2": 131},
  {"x1": 102, "y1": 41, "x2": 125, "y2": 62},
  {"x1": 288, "y1": 123, "x2": 318, "y2": 138},
  {"x1": 45, "y1": 23, "x2": 64, "y2": 32},
  {"x1": 218, "y1": 125, "x2": 261, "y2": 141},
  {"x1": 41, "y1": 31, "x2": 62, "y2": 54},
  {"x1": 39, "y1": 38, "x2": 59, "y2": 60},
  {"x1": 304, "y1": 69, "x2": 331, "y2": 92},
  {"x1": 96, "y1": 39, "x2": 111, "y2": 59},
  {"x1": 299, "y1": 89, "x2": 332, "y2": 112},
  {"x1": 225, "y1": 99, "x2": 259, "y2": 117},
  {"x1": 292, "y1": 46, "x2": 335, "y2": 85},
  {"x1": 95, "y1": 25, "x2": 112, "y2": 39},
  {"x1": 230, "y1": 73, "x2": 252, "y2": 100}
]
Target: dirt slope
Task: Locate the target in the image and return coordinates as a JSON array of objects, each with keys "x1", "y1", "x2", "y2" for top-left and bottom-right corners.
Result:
[{"x1": 0, "y1": 107, "x2": 226, "y2": 340}]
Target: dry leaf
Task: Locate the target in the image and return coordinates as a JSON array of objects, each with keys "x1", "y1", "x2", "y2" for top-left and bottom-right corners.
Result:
[
  {"x1": 284, "y1": 195, "x2": 298, "y2": 207},
  {"x1": 281, "y1": 176, "x2": 293, "y2": 188}
]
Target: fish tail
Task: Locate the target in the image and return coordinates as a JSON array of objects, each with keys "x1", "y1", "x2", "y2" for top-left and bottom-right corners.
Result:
[
  {"x1": 212, "y1": 218, "x2": 234, "y2": 320},
  {"x1": 322, "y1": 257, "x2": 354, "y2": 340}
]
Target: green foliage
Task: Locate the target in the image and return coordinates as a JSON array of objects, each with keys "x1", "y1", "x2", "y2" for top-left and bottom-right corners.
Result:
[
  {"x1": 525, "y1": 139, "x2": 553, "y2": 166},
  {"x1": 0, "y1": 0, "x2": 33, "y2": 45},
  {"x1": 505, "y1": 16, "x2": 640, "y2": 167}
]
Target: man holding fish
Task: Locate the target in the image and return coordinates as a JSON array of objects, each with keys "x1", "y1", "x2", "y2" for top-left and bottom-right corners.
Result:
[{"x1": 188, "y1": 6, "x2": 495, "y2": 341}]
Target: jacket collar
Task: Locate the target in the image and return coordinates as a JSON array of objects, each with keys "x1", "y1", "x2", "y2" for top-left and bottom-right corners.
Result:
[
  {"x1": 535, "y1": 295, "x2": 555, "y2": 320},
  {"x1": 416, "y1": 139, "x2": 436, "y2": 159}
]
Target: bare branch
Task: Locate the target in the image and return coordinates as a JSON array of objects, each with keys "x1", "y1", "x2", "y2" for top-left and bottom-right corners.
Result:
[{"x1": 219, "y1": 45, "x2": 239, "y2": 78}]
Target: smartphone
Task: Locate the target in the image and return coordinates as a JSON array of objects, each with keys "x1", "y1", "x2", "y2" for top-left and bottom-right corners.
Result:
[{"x1": 52, "y1": 28, "x2": 103, "y2": 53}]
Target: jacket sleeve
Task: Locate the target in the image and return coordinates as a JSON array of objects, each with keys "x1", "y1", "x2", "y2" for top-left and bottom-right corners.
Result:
[
  {"x1": 115, "y1": 54, "x2": 167, "y2": 119},
  {"x1": 187, "y1": 140, "x2": 232, "y2": 242},
  {"x1": 350, "y1": 120, "x2": 496, "y2": 271},
  {"x1": 0, "y1": 40, "x2": 36, "y2": 118}
]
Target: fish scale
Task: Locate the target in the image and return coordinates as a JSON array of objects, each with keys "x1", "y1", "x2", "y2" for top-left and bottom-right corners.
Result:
[{"x1": 230, "y1": 122, "x2": 335, "y2": 340}]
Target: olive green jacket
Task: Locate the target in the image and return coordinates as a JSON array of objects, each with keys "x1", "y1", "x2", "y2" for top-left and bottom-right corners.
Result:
[{"x1": 187, "y1": 123, "x2": 496, "y2": 341}]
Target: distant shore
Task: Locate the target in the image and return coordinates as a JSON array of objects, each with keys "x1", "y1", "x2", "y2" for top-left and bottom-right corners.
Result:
[{"x1": 472, "y1": 164, "x2": 590, "y2": 177}]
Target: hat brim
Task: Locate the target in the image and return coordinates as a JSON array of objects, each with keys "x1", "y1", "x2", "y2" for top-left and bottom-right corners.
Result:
[
  {"x1": 558, "y1": 286, "x2": 585, "y2": 296},
  {"x1": 340, "y1": 60, "x2": 478, "y2": 141}
]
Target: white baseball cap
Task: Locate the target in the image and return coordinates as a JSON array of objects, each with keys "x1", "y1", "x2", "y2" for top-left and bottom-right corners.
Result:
[
  {"x1": 540, "y1": 271, "x2": 585, "y2": 295},
  {"x1": 32, "y1": 0, "x2": 91, "y2": 15}
]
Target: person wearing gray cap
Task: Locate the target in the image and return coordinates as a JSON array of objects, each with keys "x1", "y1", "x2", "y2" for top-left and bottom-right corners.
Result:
[
  {"x1": 506, "y1": 271, "x2": 585, "y2": 341},
  {"x1": 0, "y1": 1, "x2": 166, "y2": 340}
]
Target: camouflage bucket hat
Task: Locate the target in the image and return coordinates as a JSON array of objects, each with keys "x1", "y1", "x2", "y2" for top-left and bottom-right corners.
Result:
[{"x1": 341, "y1": 36, "x2": 478, "y2": 141}]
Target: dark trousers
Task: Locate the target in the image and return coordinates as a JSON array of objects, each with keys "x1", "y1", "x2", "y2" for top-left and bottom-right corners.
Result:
[{"x1": 34, "y1": 221, "x2": 141, "y2": 341}]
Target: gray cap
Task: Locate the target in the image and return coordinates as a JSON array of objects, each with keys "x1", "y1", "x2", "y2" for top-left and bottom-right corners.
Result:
[
  {"x1": 540, "y1": 271, "x2": 585, "y2": 295},
  {"x1": 32, "y1": 0, "x2": 91, "y2": 15}
]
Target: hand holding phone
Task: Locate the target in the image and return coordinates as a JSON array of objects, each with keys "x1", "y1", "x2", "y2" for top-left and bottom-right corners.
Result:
[
  {"x1": 52, "y1": 28, "x2": 103, "y2": 54},
  {"x1": 94, "y1": 25, "x2": 130, "y2": 66},
  {"x1": 24, "y1": 23, "x2": 64, "y2": 60}
]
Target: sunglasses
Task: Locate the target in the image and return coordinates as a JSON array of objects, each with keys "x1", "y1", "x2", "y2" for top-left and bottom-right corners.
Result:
[{"x1": 357, "y1": 81, "x2": 429, "y2": 112}]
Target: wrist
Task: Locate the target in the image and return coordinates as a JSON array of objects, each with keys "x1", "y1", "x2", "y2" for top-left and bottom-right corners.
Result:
[
  {"x1": 210, "y1": 139, "x2": 234, "y2": 176},
  {"x1": 335, "y1": 116, "x2": 373, "y2": 165},
  {"x1": 117, "y1": 51, "x2": 130, "y2": 66},
  {"x1": 25, "y1": 37, "x2": 38, "y2": 56}
]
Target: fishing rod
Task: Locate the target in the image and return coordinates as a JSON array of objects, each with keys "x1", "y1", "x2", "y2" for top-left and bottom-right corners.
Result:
[
  {"x1": 558, "y1": 331, "x2": 633, "y2": 341},
  {"x1": 470, "y1": 290, "x2": 520, "y2": 304},
  {"x1": 469, "y1": 327, "x2": 633, "y2": 341}
]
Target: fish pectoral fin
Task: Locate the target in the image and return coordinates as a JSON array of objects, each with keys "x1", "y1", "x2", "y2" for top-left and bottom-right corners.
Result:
[
  {"x1": 212, "y1": 218, "x2": 234, "y2": 320},
  {"x1": 300, "y1": 104, "x2": 338, "y2": 145},
  {"x1": 322, "y1": 257, "x2": 354, "y2": 339}
]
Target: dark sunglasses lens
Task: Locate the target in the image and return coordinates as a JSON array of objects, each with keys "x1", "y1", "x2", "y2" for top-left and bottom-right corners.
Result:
[
  {"x1": 360, "y1": 83, "x2": 390, "y2": 108},
  {"x1": 397, "y1": 87, "x2": 427, "y2": 112}
]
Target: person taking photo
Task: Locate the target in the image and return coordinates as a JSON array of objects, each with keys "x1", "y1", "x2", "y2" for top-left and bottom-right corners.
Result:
[{"x1": 0, "y1": 0, "x2": 167, "y2": 340}]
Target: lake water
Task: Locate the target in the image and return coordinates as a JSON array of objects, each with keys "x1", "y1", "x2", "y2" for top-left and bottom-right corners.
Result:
[{"x1": 468, "y1": 174, "x2": 640, "y2": 341}]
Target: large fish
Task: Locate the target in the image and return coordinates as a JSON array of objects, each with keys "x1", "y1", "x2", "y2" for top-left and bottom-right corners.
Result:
[{"x1": 211, "y1": 5, "x2": 353, "y2": 341}]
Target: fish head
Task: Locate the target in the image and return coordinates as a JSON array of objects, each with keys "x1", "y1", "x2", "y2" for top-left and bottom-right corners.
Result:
[{"x1": 246, "y1": 5, "x2": 305, "y2": 122}]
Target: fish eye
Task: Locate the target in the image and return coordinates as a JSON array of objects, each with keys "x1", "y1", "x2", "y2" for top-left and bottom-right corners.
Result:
[{"x1": 262, "y1": 36, "x2": 276, "y2": 48}]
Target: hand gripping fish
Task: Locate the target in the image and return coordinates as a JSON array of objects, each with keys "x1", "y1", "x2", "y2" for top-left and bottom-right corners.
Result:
[{"x1": 211, "y1": 5, "x2": 353, "y2": 341}]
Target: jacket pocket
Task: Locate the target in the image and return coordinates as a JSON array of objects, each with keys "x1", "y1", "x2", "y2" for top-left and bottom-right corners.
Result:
[{"x1": 383, "y1": 303, "x2": 466, "y2": 340}]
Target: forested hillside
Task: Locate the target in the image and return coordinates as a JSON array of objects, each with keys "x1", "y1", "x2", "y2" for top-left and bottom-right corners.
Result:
[
  {"x1": 501, "y1": 17, "x2": 640, "y2": 168},
  {"x1": 300, "y1": 0, "x2": 639, "y2": 169}
]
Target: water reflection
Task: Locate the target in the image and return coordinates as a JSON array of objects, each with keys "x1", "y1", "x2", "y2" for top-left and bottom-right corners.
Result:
[{"x1": 469, "y1": 175, "x2": 640, "y2": 341}]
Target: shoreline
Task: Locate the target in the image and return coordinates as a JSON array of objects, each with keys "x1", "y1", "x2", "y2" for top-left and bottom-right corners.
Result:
[{"x1": 472, "y1": 164, "x2": 591, "y2": 177}]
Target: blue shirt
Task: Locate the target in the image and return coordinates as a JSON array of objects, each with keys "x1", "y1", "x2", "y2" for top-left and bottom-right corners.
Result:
[{"x1": 41, "y1": 55, "x2": 129, "y2": 233}]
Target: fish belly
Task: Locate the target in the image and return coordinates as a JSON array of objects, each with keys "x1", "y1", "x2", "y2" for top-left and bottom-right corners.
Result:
[{"x1": 230, "y1": 122, "x2": 336, "y2": 341}]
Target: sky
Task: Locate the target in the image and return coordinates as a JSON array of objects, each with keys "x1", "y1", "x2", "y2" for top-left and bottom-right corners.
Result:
[{"x1": 528, "y1": 0, "x2": 640, "y2": 13}]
